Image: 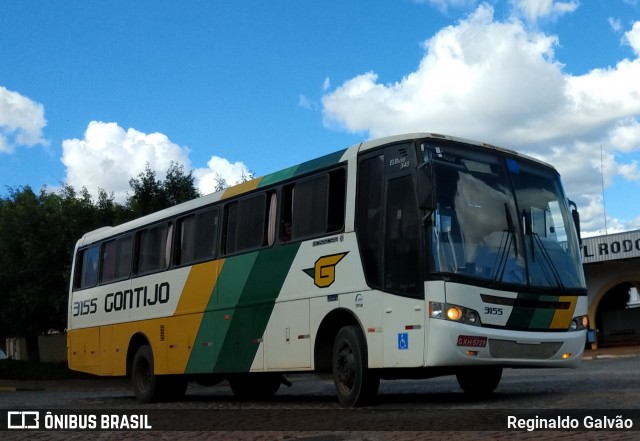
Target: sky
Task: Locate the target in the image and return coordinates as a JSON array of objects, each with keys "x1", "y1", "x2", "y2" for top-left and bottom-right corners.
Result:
[{"x1": 1, "y1": 0, "x2": 639, "y2": 237}]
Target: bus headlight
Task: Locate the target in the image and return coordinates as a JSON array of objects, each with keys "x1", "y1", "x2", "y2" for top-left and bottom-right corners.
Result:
[
  {"x1": 569, "y1": 315, "x2": 589, "y2": 331},
  {"x1": 430, "y1": 302, "x2": 481, "y2": 327}
]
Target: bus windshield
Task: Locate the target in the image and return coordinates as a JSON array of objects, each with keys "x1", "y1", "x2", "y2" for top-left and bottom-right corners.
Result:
[{"x1": 426, "y1": 142, "x2": 585, "y2": 290}]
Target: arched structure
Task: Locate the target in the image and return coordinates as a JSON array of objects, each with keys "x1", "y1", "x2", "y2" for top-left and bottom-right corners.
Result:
[{"x1": 582, "y1": 230, "x2": 640, "y2": 348}]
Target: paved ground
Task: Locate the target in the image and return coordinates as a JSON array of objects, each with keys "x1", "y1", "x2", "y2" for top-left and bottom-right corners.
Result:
[
  {"x1": 1, "y1": 344, "x2": 639, "y2": 393},
  {"x1": 2, "y1": 346, "x2": 640, "y2": 440},
  {"x1": 583, "y1": 343, "x2": 640, "y2": 360}
]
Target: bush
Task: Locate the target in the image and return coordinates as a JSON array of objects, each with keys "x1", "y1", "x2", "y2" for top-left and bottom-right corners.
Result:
[{"x1": 0, "y1": 359, "x2": 95, "y2": 380}]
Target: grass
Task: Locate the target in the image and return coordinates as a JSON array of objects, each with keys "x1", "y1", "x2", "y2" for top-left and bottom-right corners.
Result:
[{"x1": 0, "y1": 359, "x2": 97, "y2": 380}]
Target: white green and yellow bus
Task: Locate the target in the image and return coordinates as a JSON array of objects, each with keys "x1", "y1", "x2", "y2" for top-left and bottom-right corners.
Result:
[{"x1": 68, "y1": 133, "x2": 588, "y2": 406}]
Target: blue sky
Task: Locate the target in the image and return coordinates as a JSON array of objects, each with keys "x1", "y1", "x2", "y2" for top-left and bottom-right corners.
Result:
[{"x1": 1, "y1": 0, "x2": 639, "y2": 236}]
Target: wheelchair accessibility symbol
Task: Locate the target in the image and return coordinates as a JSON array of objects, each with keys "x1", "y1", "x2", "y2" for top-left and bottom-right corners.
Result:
[{"x1": 398, "y1": 332, "x2": 409, "y2": 350}]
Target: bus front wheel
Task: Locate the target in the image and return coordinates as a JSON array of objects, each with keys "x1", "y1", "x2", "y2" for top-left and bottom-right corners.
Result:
[
  {"x1": 456, "y1": 366, "x2": 502, "y2": 396},
  {"x1": 332, "y1": 325, "x2": 379, "y2": 407}
]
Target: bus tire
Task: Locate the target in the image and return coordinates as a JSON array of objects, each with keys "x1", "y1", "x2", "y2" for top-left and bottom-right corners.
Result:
[
  {"x1": 229, "y1": 373, "x2": 282, "y2": 400},
  {"x1": 456, "y1": 366, "x2": 502, "y2": 396},
  {"x1": 332, "y1": 325, "x2": 379, "y2": 407},
  {"x1": 131, "y1": 345, "x2": 161, "y2": 403}
]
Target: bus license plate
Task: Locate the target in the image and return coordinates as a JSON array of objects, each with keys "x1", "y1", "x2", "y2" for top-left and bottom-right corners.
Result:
[{"x1": 457, "y1": 335, "x2": 487, "y2": 347}]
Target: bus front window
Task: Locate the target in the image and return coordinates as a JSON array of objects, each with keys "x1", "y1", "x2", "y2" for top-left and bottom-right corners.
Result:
[
  {"x1": 510, "y1": 161, "x2": 586, "y2": 289},
  {"x1": 425, "y1": 143, "x2": 585, "y2": 291},
  {"x1": 429, "y1": 148, "x2": 525, "y2": 285}
]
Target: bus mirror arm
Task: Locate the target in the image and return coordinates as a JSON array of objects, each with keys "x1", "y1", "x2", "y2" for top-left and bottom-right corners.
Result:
[{"x1": 568, "y1": 199, "x2": 582, "y2": 245}]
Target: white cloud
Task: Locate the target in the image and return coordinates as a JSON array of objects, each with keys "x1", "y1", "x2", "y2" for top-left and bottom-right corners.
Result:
[
  {"x1": 414, "y1": 0, "x2": 478, "y2": 13},
  {"x1": 609, "y1": 118, "x2": 640, "y2": 152},
  {"x1": 62, "y1": 121, "x2": 191, "y2": 202},
  {"x1": 618, "y1": 161, "x2": 640, "y2": 182},
  {"x1": 61, "y1": 121, "x2": 252, "y2": 202},
  {"x1": 609, "y1": 17, "x2": 622, "y2": 33},
  {"x1": 322, "y1": 6, "x2": 640, "y2": 235},
  {"x1": 193, "y1": 156, "x2": 253, "y2": 195},
  {"x1": 322, "y1": 77, "x2": 331, "y2": 91},
  {"x1": 511, "y1": 0, "x2": 579, "y2": 23},
  {"x1": 0, "y1": 86, "x2": 47, "y2": 153},
  {"x1": 323, "y1": 4, "x2": 566, "y2": 143},
  {"x1": 625, "y1": 21, "x2": 640, "y2": 56}
]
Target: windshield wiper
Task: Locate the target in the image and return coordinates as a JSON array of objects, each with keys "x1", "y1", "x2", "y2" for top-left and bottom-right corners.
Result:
[
  {"x1": 491, "y1": 231, "x2": 512, "y2": 283},
  {"x1": 523, "y1": 209, "x2": 565, "y2": 291},
  {"x1": 488, "y1": 204, "x2": 517, "y2": 283},
  {"x1": 505, "y1": 203, "x2": 518, "y2": 257}
]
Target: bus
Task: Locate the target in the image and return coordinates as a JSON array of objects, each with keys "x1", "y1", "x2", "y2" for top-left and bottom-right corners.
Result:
[{"x1": 67, "y1": 133, "x2": 588, "y2": 407}]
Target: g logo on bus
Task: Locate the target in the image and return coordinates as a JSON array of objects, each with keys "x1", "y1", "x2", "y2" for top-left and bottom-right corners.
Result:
[{"x1": 304, "y1": 252, "x2": 349, "y2": 288}]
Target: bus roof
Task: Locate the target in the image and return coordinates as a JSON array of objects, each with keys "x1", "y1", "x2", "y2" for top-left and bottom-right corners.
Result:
[{"x1": 76, "y1": 132, "x2": 554, "y2": 247}]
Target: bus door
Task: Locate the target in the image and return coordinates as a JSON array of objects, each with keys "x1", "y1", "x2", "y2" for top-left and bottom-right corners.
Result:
[{"x1": 381, "y1": 143, "x2": 426, "y2": 368}]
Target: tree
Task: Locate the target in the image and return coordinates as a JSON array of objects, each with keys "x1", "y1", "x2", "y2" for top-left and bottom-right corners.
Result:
[
  {"x1": 0, "y1": 185, "x2": 126, "y2": 360},
  {"x1": 127, "y1": 162, "x2": 200, "y2": 217},
  {"x1": 0, "y1": 186, "x2": 104, "y2": 359},
  {"x1": 0, "y1": 163, "x2": 200, "y2": 359},
  {"x1": 127, "y1": 164, "x2": 166, "y2": 217},
  {"x1": 213, "y1": 173, "x2": 228, "y2": 192},
  {"x1": 163, "y1": 162, "x2": 200, "y2": 206}
]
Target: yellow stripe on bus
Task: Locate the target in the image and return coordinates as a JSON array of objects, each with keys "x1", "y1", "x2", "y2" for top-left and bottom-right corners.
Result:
[
  {"x1": 550, "y1": 296, "x2": 577, "y2": 330},
  {"x1": 174, "y1": 259, "x2": 224, "y2": 315},
  {"x1": 68, "y1": 261, "x2": 226, "y2": 377},
  {"x1": 220, "y1": 178, "x2": 262, "y2": 199}
]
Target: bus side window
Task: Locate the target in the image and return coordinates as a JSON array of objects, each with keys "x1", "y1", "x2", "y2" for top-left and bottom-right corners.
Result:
[
  {"x1": 327, "y1": 169, "x2": 346, "y2": 232},
  {"x1": 115, "y1": 236, "x2": 133, "y2": 280},
  {"x1": 356, "y1": 155, "x2": 384, "y2": 289},
  {"x1": 75, "y1": 244, "x2": 100, "y2": 290},
  {"x1": 224, "y1": 193, "x2": 267, "y2": 255},
  {"x1": 282, "y1": 168, "x2": 346, "y2": 242},
  {"x1": 101, "y1": 240, "x2": 117, "y2": 283},
  {"x1": 292, "y1": 175, "x2": 329, "y2": 239},
  {"x1": 280, "y1": 185, "x2": 294, "y2": 243},
  {"x1": 177, "y1": 207, "x2": 219, "y2": 265},
  {"x1": 384, "y1": 175, "x2": 420, "y2": 296},
  {"x1": 137, "y1": 223, "x2": 172, "y2": 274},
  {"x1": 100, "y1": 235, "x2": 133, "y2": 283}
]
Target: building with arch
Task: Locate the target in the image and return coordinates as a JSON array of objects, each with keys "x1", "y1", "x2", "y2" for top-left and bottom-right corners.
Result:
[{"x1": 582, "y1": 230, "x2": 640, "y2": 348}]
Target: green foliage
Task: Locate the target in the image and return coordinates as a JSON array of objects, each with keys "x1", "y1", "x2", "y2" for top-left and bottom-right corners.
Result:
[
  {"x1": 164, "y1": 162, "x2": 200, "y2": 206},
  {"x1": 0, "y1": 163, "x2": 200, "y2": 354},
  {"x1": 0, "y1": 359, "x2": 95, "y2": 380},
  {"x1": 127, "y1": 162, "x2": 200, "y2": 216}
]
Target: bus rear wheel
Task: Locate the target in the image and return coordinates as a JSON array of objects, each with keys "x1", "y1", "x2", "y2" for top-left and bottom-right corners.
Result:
[
  {"x1": 332, "y1": 325, "x2": 379, "y2": 407},
  {"x1": 132, "y1": 345, "x2": 160, "y2": 403},
  {"x1": 456, "y1": 366, "x2": 502, "y2": 396},
  {"x1": 131, "y1": 345, "x2": 188, "y2": 403}
]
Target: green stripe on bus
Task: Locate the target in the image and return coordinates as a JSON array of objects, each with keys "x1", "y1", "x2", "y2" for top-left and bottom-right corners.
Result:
[
  {"x1": 258, "y1": 149, "x2": 347, "y2": 189},
  {"x1": 186, "y1": 244, "x2": 302, "y2": 374},
  {"x1": 186, "y1": 253, "x2": 258, "y2": 373},
  {"x1": 506, "y1": 293, "x2": 561, "y2": 330},
  {"x1": 506, "y1": 293, "x2": 536, "y2": 329},
  {"x1": 294, "y1": 149, "x2": 346, "y2": 176},
  {"x1": 259, "y1": 165, "x2": 299, "y2": 187},
  {"x1": 213, "y1": 243, "x2": 301, "y2": 372},
  {"x1": 528, "y1": 295, "x2": 558, "y2": 329}
]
